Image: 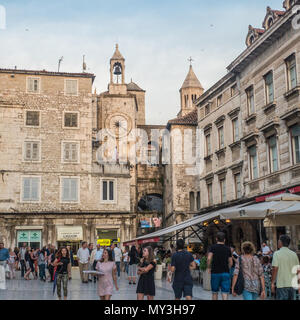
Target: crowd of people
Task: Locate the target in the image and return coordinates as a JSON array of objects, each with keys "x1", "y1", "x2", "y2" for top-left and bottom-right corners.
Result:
[{"x1": 0, "y1": 232, "x2": 299, "y2": 300}]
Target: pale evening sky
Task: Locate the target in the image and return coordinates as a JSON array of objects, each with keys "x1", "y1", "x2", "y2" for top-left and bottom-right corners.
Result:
[{"x1": 0, "y1": 0, "x2": 284, "y2": 124}]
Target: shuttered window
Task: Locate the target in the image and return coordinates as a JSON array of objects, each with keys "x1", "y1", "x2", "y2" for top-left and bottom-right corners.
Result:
[
  {"x1": 27, "y1": 78, "x2": 40, "y2": 93},
  {"x1": 61, "y1": 178, "x2": 79, "y2": 202},
  {"x1": 65, "y1": 79, "x2": 78, "y2": 95},
  {"x1": 22, "y1": 177, "x2": 40, "y2": 201},
  {"x1": 24, "y1": 141, "x2": 40, "y2": 161},
  {"x1": 63, "y1": 142, "x2": 79, "y2": 162}
]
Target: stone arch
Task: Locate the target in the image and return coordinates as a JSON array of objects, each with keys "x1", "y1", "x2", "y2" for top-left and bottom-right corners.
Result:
[{"x1": 138, "y1": 192, "x2": 163, "y2": 212}]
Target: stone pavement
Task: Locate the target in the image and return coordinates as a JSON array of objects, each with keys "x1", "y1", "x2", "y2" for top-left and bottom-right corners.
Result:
[{"x1": 0, "y1": 267, "x2": 243, "y2": 300}]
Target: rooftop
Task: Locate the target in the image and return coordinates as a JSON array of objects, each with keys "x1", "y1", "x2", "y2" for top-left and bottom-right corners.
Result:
[{"x1": 167, "y1": 109, "x2": 198, "y2": 128}]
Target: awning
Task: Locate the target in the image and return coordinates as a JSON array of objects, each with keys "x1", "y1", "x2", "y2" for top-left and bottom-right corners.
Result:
[
  {"x1": 219, "y1": 201, "x2": 297, "y2": 220},
  {"x1": 123, "y1": 210, "x2": 222, "y2": 246}
]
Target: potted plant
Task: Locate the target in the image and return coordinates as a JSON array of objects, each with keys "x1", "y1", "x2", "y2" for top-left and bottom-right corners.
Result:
[{"x1": 199, "y1": 256, "x2": 211, "y2": 291}]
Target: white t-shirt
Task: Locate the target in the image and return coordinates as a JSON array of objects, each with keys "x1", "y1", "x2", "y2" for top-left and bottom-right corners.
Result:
[
  {"x1": 114, "y1": 247, "x2": 122, "y2": 262},
  {"x1": 123, "y1": 252, "x2": 129, "y2": 262},
  {"x1": 77, "y1": 248, "x2": 90, "y2": 264}
]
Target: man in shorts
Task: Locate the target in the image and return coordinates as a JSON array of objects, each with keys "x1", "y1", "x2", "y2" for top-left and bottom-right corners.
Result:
[
  {"x1": 170, "y1": 239, "x2": 196, "y2": 300},
  {"x1": 207, "y1": 232, "x2": 233, "y2": 300}
]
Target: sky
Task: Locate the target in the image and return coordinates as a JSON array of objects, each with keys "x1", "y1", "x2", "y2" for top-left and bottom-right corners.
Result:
[{"x1": 0, "y1": 0, "x2": 284, "y2": 125}]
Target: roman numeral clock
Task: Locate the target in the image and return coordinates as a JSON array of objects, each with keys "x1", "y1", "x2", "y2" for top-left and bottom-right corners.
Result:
[{"x1": 105, "y1": 113, "x2": 132, "y2": 139}]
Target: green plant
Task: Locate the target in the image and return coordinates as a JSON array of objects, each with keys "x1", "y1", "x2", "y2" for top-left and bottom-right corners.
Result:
[{"x1": 199, "y1": 256, "x2": 208, "y2": 271}]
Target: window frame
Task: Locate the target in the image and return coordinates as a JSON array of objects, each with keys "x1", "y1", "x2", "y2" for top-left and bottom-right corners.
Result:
[
  {"x1": 60, "y1": 176, "x2": 80, "y2": 203},
  {"x1": 205, "y1": 133, "x2": 212, "y2": 156},
  {"x1": 218, "y1": 126, "x2": 225, "y2": 149},
  {"x1": 234, "y1": 173, "x2": 242, "y2": 199},
  {"x1": 23, "y1": 140, "x2": 41, "y2": 162},
  {"x1": 61, "y1": 141, "x2": 80, "y2": 164},
  {"x1": 246, "y1": 86, "x2": 255, "y2": 115},
  {"x1": 207, "y1": 183, "x2": 213, "y2": 206},
  {"x1": 220, "y1": 179, "x2": 226, "y2": 203},
  {"x1": 100, "y1": 178, "x2": 117, "y2": 204},
  {"x1": 24, "y1": 110, "x2": 41, "y2": 128},
  {"x1": 26, "y1": 77, "x2": 41, "y2": 94},
  {"x1": 64, "y1": 79, "x2": 79, "y2": 96},
  {"x1": 264, "y1": 71, "x2": 274, "y2": 104},
  {"x1": 248, "y1": 145, "x2": 259, "y2": 180},
  {"x1": 286, "y1": 54, "x2": 297, "y2": 91},
  {"x1": 268, "y1": 135, "x2": 279, "y2": 173},
  {"x1": 290, "y1": 125, "x2": 300, "y2": 165},
  {"x1": 63, "y1": 111, "x2": 80, "y2": 129},
  {"x1": 21, "y1": 176, "x2": 41, "y2": 203},
  {"x1": 232, "y1": 117, "x2": 239, "y2": 143}
]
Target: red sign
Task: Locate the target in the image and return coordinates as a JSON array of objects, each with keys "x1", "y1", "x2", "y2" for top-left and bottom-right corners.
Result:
[
  {"x1": 256, "y1": 186, "x2": 300, "y2": 203},
  {"x1": 123, "y1": 237, "x2": 160, "y2": 247}
]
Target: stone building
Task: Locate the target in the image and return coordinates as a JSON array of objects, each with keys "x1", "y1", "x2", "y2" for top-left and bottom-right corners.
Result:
[
  {"x1": 163, "y1": 65, "x2": 203, "y2": 235},
  {"x1": 0, "y1": 46, "x2": 164, "y2": 250},
  {"x1": 194, "y1": 1, "x2": 300, "y2": 251}
]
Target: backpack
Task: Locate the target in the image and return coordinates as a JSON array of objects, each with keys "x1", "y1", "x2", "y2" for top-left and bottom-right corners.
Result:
[{"x1": 234, "y1": 256, "x2": 244, "y2": 295}]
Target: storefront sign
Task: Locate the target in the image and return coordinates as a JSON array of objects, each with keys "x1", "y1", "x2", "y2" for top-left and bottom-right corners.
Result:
[
  {"x1": 17, "y1": 230, "x2": 41, "y2": 243},
  {"x1": 57, "y1": 226, "x2": 83, "y2": 241},
  {"x1": 97, "y1": 239, "x2": 111, "y2": 246}
]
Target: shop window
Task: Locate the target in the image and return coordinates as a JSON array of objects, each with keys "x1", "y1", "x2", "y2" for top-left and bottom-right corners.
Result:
[{"x1": 17, "y1": 230, "x2": 41, "y2": 249}]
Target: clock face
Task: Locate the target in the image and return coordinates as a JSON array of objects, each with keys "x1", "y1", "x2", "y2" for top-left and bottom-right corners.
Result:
[{"x1": 105, "y1": 113, "x2": 132, "y2": 138}]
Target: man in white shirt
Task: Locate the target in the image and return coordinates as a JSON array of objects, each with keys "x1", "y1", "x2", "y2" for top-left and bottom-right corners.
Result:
[
  {"x1": 77, "y1": 241, "x2": 90, "y2": 283},
  {"x1": 113, "y1": 244, "x2": 122, "y2": 278},
  {"x1": 262, "y1": 242, "x2": 272, "y2": 256}
]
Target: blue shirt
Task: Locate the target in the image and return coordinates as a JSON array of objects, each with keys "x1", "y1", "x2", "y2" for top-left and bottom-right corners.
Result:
[
  {"x1": 0, "y1": 248, "x2": 9, "y2": 261},
  {"x1": 95, "y1": 249, "x2": 103, "y2": 261}
]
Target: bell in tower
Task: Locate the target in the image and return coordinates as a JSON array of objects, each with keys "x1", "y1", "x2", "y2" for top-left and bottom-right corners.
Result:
[{"x1": 113, "y1": 62, "x2": 122, "y2": 84}]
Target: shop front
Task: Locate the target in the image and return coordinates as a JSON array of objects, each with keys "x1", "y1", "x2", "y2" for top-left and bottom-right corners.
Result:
[
  {"x1": 97, "y1": 229, "x2": 120, "y2": 247},
  {"x1": 57, "y1": 226, "x2": 83, "y2": 264}
]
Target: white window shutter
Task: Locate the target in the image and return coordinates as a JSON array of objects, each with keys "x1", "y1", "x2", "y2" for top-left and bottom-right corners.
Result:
[
  {"x1": 31, "y1": 178, "x2": 39, "y2": 200},
  {"x1": 23, "y1": 178, "x2": 31, "y2": 200},
  {"x1": 62, "y1": 179, "x2": 69, "y2": 201},
  {"x1": 70, "y1": 179, "x2": 78, "y2": 201},
  {"x1": 28, "y1": 78, "x2": 34, "y2": 92},
  {"x1": 25, "y1": 143, "x2": 31, "y2": 160},
  {"x1": 71, "y1": 144, "x2": 77, "y2": 161}
]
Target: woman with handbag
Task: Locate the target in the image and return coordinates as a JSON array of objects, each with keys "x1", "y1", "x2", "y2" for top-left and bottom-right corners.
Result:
[{"x1": 231, "y1": 241, "x2": 266, "y2": 300}]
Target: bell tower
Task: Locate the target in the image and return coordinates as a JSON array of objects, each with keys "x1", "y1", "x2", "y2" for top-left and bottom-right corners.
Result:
[
  {"x1": 179, "y1": 60, "x2": 204, "y2": 117},
  {"x1": 108, "y1": 44, "x2": 127, "y2": 95}
]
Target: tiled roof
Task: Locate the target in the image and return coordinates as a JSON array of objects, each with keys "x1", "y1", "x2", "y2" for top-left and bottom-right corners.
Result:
[
  {"x1": 167, "y1": 109, "x2": 198, "y2": 127},
  {"x1": 181, "y1": 65, "x2": 203, "y2": 90},
  {"x1": 127, "y1": 81, "x2": 145, "y2": 92},
  {"x1": 0, "y1": 68, "x2": 95, "y2": 78}
]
